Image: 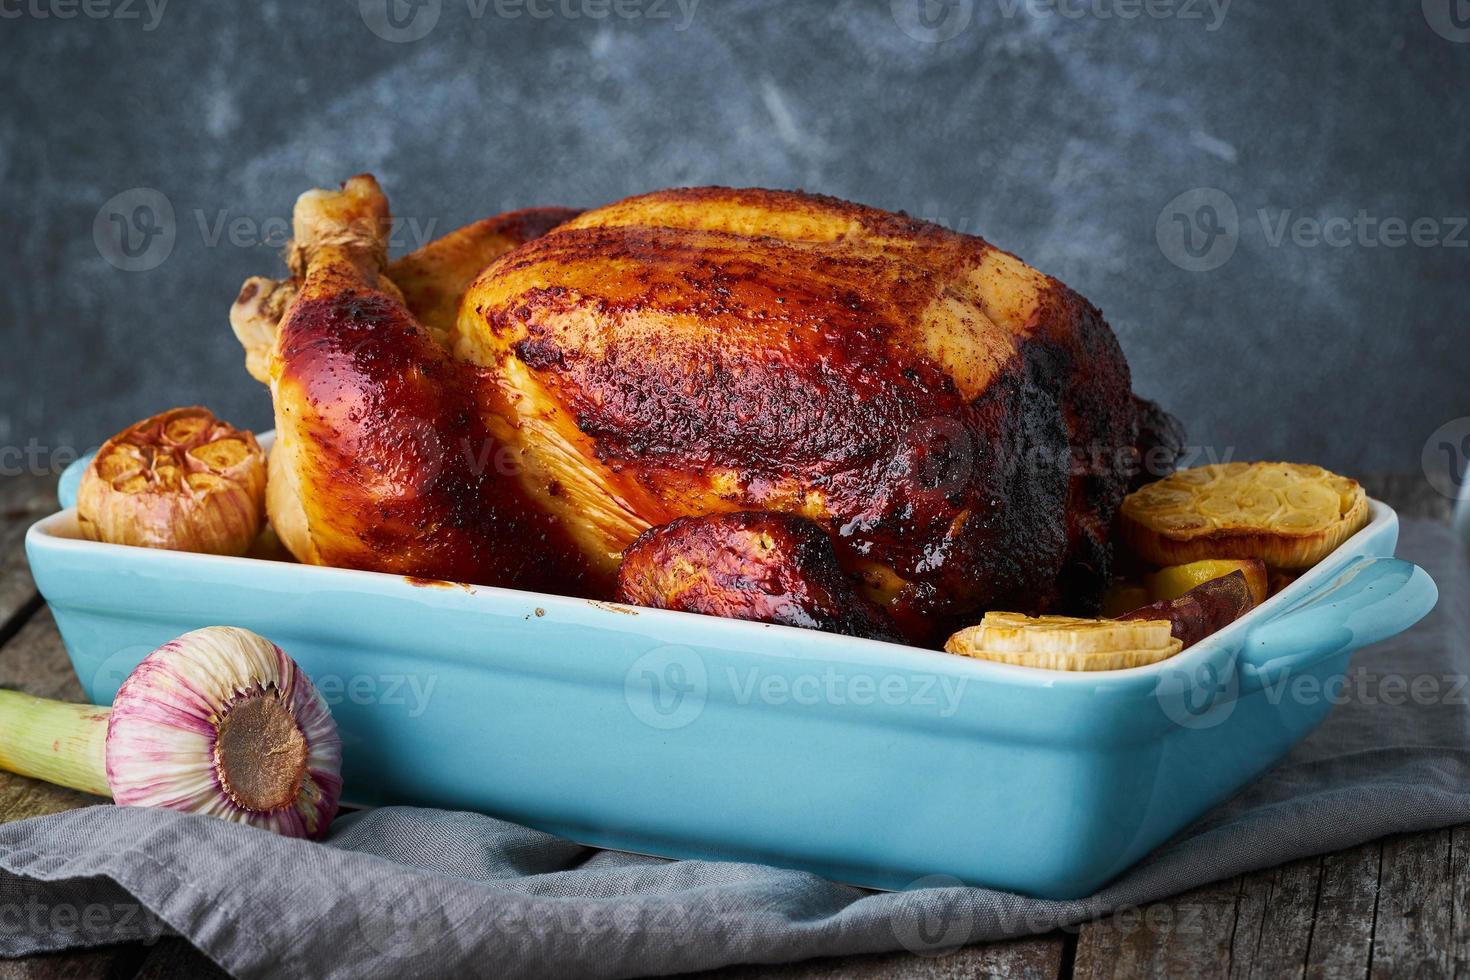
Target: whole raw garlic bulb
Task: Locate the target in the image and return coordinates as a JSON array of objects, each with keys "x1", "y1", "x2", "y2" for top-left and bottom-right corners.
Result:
[
  {"x1": 77, "y1": 407, "x2": 267, "y2": 556},
  {"x1": 0, "y1": 626, "x2": 342, "y2": 839}
]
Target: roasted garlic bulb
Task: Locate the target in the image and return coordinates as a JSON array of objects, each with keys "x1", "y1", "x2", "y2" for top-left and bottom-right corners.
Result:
[
  {"x1": 1119, "y1": 462, "x2": 1368, "y2": 570},
  {"x1": 77, "y1": 407, "x2": 267, "y2": 556}
]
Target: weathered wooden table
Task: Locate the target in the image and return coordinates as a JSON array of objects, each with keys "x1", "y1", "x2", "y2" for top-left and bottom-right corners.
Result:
[{"x1": 0, "y1": 473, "x2": 1459, "y2": 980}]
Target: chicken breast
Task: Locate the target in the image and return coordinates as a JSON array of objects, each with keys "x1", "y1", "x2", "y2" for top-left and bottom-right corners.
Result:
[{"x1": 457, "y1": 187, "x2": 1150, "y2": 641}]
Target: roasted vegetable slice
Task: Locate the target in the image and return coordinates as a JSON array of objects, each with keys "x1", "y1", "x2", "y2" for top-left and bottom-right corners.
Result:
[
  {"x1": 1119, "y1": 462, "x2": 1368, "y2": 570},
  {"x1": 945, "y1": 612, "x2": 1181, "y2": 671},
  {"x1": 1117, "y1": 569, "x2": 1258, "y2": 649},
  {"x1": 1147, "y1": 558, "x2": 1268, "y2": 607}
]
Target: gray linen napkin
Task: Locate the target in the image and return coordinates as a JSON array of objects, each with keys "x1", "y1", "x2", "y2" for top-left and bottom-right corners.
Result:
[{"x1": 0, "y1": 517, "x2": 1465, "y2": 979}]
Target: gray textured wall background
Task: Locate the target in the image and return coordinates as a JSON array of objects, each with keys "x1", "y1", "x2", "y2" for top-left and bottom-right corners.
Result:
[{"x1": 1, "y1": 0, "x2": 1466, "y2": 478}]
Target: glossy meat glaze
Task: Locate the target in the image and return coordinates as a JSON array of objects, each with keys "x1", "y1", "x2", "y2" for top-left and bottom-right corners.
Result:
[
  {"x1": 616, "y1": 511, "x2": 903, "y2": 643},
  {"x1": 243, "y1": 177, "x2": 1169, "y2": 644}
]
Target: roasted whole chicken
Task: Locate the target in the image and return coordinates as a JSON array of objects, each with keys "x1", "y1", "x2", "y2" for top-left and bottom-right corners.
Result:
[{"x1": 233, "y1": 176, "x2": 1179, "y2": 645}]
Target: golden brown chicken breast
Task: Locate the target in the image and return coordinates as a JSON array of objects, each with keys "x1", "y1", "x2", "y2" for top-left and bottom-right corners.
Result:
[{"x1": 457, "y1": 187, "x2": 1154, "y2": 641}]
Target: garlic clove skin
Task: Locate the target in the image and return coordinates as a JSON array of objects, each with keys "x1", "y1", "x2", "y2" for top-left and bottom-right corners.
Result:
[
  {"x1": 106, "y1": 627, "x2": 342, "y2": 840},
  {"x1": 77, "y1": 407, "x2": 267, "y2": 556}
]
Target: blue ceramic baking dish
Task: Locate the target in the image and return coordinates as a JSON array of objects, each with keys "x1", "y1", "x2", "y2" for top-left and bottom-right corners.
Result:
[{"x1": 28, "y1": 444, "x2": 1436, "y2": 899}]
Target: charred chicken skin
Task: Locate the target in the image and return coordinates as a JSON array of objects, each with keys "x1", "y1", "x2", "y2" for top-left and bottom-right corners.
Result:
[
  {"x1": 616, "y1": 512, "x2": 903, "y2": 643},
  {"x1": 235, "y1": 176, "x2": 1175, "y2": 645}
]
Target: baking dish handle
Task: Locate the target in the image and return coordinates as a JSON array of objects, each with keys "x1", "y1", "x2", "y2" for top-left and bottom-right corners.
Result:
[
  {"x1": 58, "y1": 451, "x2": 95, "y2": 511},
  {"x1": 1236, "y1": 556, "x2": 1437, "y2": 693}
]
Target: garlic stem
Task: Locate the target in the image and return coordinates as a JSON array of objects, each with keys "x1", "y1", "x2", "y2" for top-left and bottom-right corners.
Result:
[
  {"x1": 0, "y1": 691, "x2": 111, "y2": 797},
  {"x1": 0, "y1": 628, "x2": 341, "y2": 839}
]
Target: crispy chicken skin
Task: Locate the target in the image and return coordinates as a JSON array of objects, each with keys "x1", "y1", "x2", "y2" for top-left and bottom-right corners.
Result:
[
  {"x1": 616, "y1": 512, "x2": 903, "y2": 643},
  {"x1": 231, "y1": 201, "x2": 579, "y2": 381},
  {"x1": 388, "y1": 207, "x2": 581, "y2": 345},
  {"x1": 239, "y1": 177, "x2": 1173, "y2": 645},
  {"x1": 460, "y1": 187, "x2": 1151, "y2": 642},
  {"x1": 251, "y1": 176, "x2": 594, "y2": 592}
]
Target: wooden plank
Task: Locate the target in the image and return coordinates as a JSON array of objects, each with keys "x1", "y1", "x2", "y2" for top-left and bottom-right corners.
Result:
[
  {"x1": 1229, "y1": 857, "x2": 1322, "y2": 980},
  {"x1": 0, "y1": 607, "x2": 86, "y2": 703},
  {"x1": 0, "y1": 608, "x2": 105, "y2": 824},
  {"x1": 1304, "y1": 841, "x2": 1381, "y2": 980},
  {"x1": 133, "y1": 938, "x2": 231, "y2": 980},
  {"x1": 0, "y1": 945, "x2": 143, "y2": 980},
  {"x1": 678, "y1": 935, "x2": 1066, "y2": 979},
  {"x1": 1450, "y1": 824, "x2": 1470, "y2": 976},
  {"x1": 1072, "y1": 876, "x2": 1242, "y2": 979},
  {"x1": 1369, "y1": 829, "x2": 1453, "y2": 978},
  {"x1": 0, "y1": 474, "x2": 54, "y2": 636}
]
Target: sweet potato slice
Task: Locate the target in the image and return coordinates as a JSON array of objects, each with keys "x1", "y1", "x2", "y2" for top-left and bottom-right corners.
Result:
[
  {"x1": 1147, "y1": 558, "x2": 1268, "y2": 607},
  {"x1": 1116, "y1": 569, "x2": 1258, "y2": 650}
]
